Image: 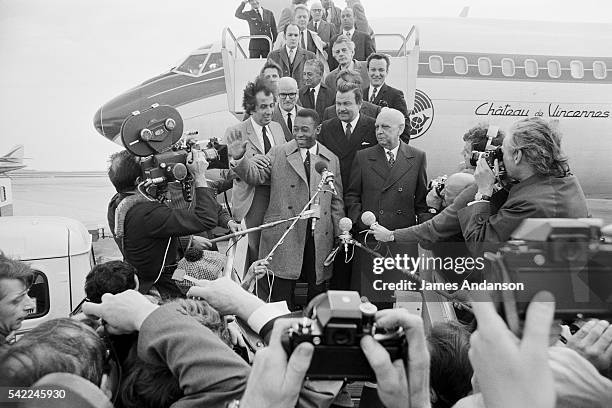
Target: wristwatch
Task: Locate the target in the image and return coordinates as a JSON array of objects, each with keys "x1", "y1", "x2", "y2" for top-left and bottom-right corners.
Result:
[
  {"x1": 474, "y1": 192, "x2": 491, "y2": 201},
  {"x1": 427, "y1": 207, "x2": 439, "y2": 214}
]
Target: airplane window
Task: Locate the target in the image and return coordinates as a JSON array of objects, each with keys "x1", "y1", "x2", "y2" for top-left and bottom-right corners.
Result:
[
  {"x1": 203, "y1": 53, "x2": 223, "y2": 72},
  {"x1": 175, "y1": 54, "x2": 208, "y2": 76},
  {"x1": 454, "y1": 56, "x2": 468, "y2": 75},
  {"x1": 593, "y1": 61, "x2": 607, "y2": 79},
  {"x1": 429, "y1": 55, "x2": 444, "y2": 74},
  {"x1": 478, "y1": 57, "x2": 492, "y2": 75},
  {"x1": 0, "y1": 186, "x2": 6, "y2": 202},
  {"x1": 570, "y1": 60, "x2": 584, "y2": 79},
  {"x1": 25, "y1": 270, "x2": 50, "y2": 320},
  {"x1": 547, "y1": 60, "x2": 561, "y2": 78},
  {"x1": 501, "y1": 58, "x2": 515, "y2": 77},
  {"x1": 524, "y1": 59, "x2": 538, "y2": 77}
]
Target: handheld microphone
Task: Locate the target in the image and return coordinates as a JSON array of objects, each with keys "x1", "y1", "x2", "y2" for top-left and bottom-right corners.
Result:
[
  {"x1": 311, "y1": 198, "x2": 320, "y2": 234},
  {"x1": 314, "y1": 161, "x2": 338, "y2": 195},
  {"x1": 361, "y1": 211, "x2": 378, "y2": 228},
  {"x1": 338, "y1": 217, "x2": 353, "y2": 253}
]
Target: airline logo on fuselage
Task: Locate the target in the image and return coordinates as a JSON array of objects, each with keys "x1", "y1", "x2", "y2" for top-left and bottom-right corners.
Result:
[{"x1": 408, "y1": 89, "x2": 434, "y2": 139}]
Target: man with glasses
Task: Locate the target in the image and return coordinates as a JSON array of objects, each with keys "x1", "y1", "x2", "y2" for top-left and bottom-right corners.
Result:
[
  {"x1": 308, "y1": 1, "x2": 336, "y2": 47},
  {"x1": 267, "y1": 23, "x2": 315, "y2": 90},
  {"x1": 272, "y1": 77, "x2": 303, "y2": 141}
]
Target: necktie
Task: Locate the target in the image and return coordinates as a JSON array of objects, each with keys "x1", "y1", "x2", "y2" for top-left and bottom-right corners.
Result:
[
  {"x1": 289, "y1": 49, "x2": 295, "y2": 64},
  {"x1": 370, "y1": 87, "x2": 378, "y2": 103},
  {"x1": 309, "y1": 88, "x2": 316, "y2": 108},
  {"x1": 304, "y1": 150, "x2": 311, "y2": 185},
  {"x1": 287, "y1": 112, "x2": 292, "y2": 132},
  {"x1": 345, "y1": 31, "x2": 351, "y2": 39},
  {"x1": 345, "y1": 122, "x2": 352, "y2": 141},
  {"x1": 314, "y1": 22, "x2": 318, "y2": 31},
  {"x1": 301, "y1": 31, "x2": 306, "y2": 49},
  {"x1": 262, "y1": 126, "x2": 271, "y2": 153},
  {"x1": 387, "y1": 150, "x2": 395, "y2": 167}
]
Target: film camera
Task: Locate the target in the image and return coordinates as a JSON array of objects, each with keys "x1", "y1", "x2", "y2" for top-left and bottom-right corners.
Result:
[
  {"x1": 428, "y1": 174, "x2": 448, "y2": 198},
  {"x1": 120, "y1": 104, "x2": 228, "y2": 200},
  {"x1": 486, "y1": 218, "x2": 612, "y2": 335},
  {"x1": 281, "y1": 291, "x2": 406, "y2": 381},
  {"x1": 469, "y1": 145, "x2": 504, "y2": 169}
]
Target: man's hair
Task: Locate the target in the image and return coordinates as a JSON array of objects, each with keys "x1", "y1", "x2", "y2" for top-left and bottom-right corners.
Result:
[
  {"x1": 259, "y1": 60, "x2": 282, "y2": 78},
  {"x1": 170, "y1": 298, "x2": 230, "y2": 346},
  {"x1": 0, "y1": 253, "x2": 34, "y2": 300},
  {"x1": 428, "y1": 322, "x2": 473, "y2": 408},
  {"x1": 284, "y1": 22, "x2": 299, "y2": 35},
  {"x1": 84, "y1": 261, "x2": 138, "y2": 303},
  {"x1": 243, "y1": 78, "x2": 275, "y2": 115},
  {"x1": 120, "y1": 360, "x2": 182, "y2": 408},
  {"x1": 341, "y1": 7, "x2": 354, "y2": 17},
  {"x1": 108, "y1": 150, "x2": 141, "y2": 193},
  {"x1": 366, "y1": 52, "x2": 391, "y2": 70},
  {"x1": 337, "y1": 82, "x2": 362, "y2": 104},
  {"x1": 296, "y1": 108, "x2": 321, "y2": 125},
  {"x1": 293, "y1": 0, "x2": 307, "y2": 4},
  {"x1": 0, "y1": 318, "x2": 106, "y2": 386},
  {"x1": 293, "y1": 4, "x2": 309, "y2": 15},
  {"x1": 336, "y1": 68, "x2": 363, "y2": 86},
  {"x1": 304, "y1": 58, "x2": 324, "y2": 76},
  {"x1": 510, "y1": 117, "x2": 570, "y2": 177},
  {"x1": 462, "y1": 123, "x2": 504, "y2": 151},
  {"x1": 332, "y1": 34, "x2": 355, "y2": 51}
]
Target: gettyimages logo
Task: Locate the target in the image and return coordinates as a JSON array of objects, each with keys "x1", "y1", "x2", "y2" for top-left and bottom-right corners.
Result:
[{"x1": 408, "y1": 89, "x2": 434, "y2": 139}]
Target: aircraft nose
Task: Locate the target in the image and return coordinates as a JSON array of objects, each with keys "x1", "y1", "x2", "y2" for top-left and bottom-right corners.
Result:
[{"x1": 92, "y1": 101, "x2": 126, "y2": 144}]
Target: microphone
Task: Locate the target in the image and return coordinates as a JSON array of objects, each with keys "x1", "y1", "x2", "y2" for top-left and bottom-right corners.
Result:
[
  {"x1": 314, "y1": 161, "x2": 338, "y2": 195},
  {"x1": 338, "y1": 217, "x2": 353, "y2": 253},
  {"x1": 361, "y1": 211, "x2": 378, "y2": 228},
  {"x1": 311, "y1": 198, "x2": 320, "y2": 234}
]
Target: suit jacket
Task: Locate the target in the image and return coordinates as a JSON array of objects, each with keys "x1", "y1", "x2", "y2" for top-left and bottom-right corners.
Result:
[
  {"x1": 235, "y1": 4, "x2": 277, "y2": 51},
  {"x1": 231, "y1": 140, "x2": 345, "y2": 283},
  {"x1": 458, "y1": 173, "x2": 588, "y2": 255},
  {"x1": 271, "y1": 105, "x2": 304, "y2": 142},
  {"x1": 323, "y1": 59, "x2": 369, "y2": 95},
  {"x1": 308, "y1": 19, "x2": 337, "y2": 45},
  {"x1": 329, "y1": 30, "x2": 375, "y2": 68},
  {"x1": 267, "y1": 47, "x2": 316, "y2": 89},
  {"x1": 323, "y1": 4, "x2": 342, "y2": 33},
  {"x1": 322, "y1": 100, "x2": 381, "y2": 122},
  {"x1": 365, "y1": 83, "x2": 411, "y2": 143},
  {"x1": 299, "y1": 82, "x2": 335, "y2": 120},
  {"x1": 318, "y1": 115, "x2": 377, "y2": 190},
  {"x1": 223, "y1": 119, "x2": 286, "y2": 222}
]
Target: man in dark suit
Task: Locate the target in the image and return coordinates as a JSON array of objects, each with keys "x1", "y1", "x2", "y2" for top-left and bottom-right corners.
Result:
[
  {"x1": 329, "y1": 7, "x2": 375, "y2": 67},
  {"x1": 309, "y1": 1, "x2": 337, "y2": 46},
  {"x1": 321, "y1": 0, "x2": 342, "y2": 38},
  {"x1": 267, "y1": 24, "x2": 316, "y2": 89},
  {"x1": 324, "y1": 35, "x2": 370, "y2": 94},
  {"x1": 272, "y1": 77, "x2": 303, "y2": 141},
  {"x1": 322, "y1": 68, "x2": 380, "y2": 121},
  {"x1": 344, "y1": 107, "x2": 429, "y2": 302},
  {"x1": 235, "y1": 0, "x2": 277, "y2": 58},
  {"x1": 299, "y1": 58, "x2": 335, "y2": 119},
  {"x1": 364, "y1": 52, "x2": 411, "y2": 143}
]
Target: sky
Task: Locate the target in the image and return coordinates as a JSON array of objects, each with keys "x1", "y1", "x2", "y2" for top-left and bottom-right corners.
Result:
[{"x1": 1, "y1": 0, "x2": 612, "y2": 171}]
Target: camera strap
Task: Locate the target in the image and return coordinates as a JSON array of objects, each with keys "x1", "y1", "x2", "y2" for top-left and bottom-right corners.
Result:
[{"x1": 485, "y1": 125, "x2": 499, "y2": 150}]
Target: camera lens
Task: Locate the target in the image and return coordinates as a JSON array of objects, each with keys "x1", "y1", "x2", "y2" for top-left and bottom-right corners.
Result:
[{"x1": 331, "y1": 329, "x2": 353, "y2": 345}]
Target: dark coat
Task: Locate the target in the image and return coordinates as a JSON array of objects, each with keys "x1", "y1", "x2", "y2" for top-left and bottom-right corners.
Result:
[
  {"x1": 235, "y1": 4, "x2": 277, "y2": 51},
  {"x1": 365, "y1": 83, "x2": 411, "y2": 143},
  {"x1": 267, "y1": 47, "x2": 316, "y2": 89},
  {"x1": 271, "y1": 105, "x2": 304, "y2": 142},
  {"x1": 318, "y1": 115, "x2": 377, "y2": 191},
  {"x1": 308, "y1": 19, "x2": 337, "y2": 45},
  {"x1": 322, "y1": 100, "x2": 381, "y2": 122},
  {"x1": 299, "y1": 82, "x2": 336, "y2": 120},
  {"x1": 330, "y1": 30, "x2": 375, "y2": 62}
]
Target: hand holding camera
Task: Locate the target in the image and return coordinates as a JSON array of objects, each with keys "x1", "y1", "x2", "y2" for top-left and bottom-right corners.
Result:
[
  {"x1": 474, "y1": 156, "x2": 497, "y2": 196},
  {"x1": 186, "y1": 149, "x2": 210, "y2": 186}
]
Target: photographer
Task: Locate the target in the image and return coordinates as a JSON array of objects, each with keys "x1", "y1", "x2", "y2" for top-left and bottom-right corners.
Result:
[{"x1": 107, "y1": 149, "x2": 218, "y2": 299}]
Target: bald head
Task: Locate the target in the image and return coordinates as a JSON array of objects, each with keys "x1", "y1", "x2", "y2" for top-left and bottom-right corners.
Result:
[
  {"x1": 377, "y1": 107, "x2": 405, "y2": 128},
  {"x1": 443, "y1": 172, "x2": 475, "y2": 204},
  {"x1": 375, "y1": 108, "x2": 405, "y2": 150},
  {"x1": 278, "y1": 76, "x2": 298, "y2": 112}
]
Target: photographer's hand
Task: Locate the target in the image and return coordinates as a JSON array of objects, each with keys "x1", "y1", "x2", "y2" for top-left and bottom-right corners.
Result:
[
  {"x1": 370, "y1": 223, "x2": 394, "y2": 242},
  {"x1": 240, "y1": 319, "x2": 314, "y2": 408},
  {"x1": 565, "y1": 319, "x2": 612, "y2": 374},
  {"x1": 187, "y1": 149, "x2": 210, "y2": 187},
  {"x1": 227, "y1": 129, "x2": 248, "y2": 160},
  {"x1": 426, "y1": 188, "x2": 443, "y2": 210},
  {"x1": 469, "y1": 291, "x2": 556, "y2": 408},
  {"x1": 474, "y1": 157, "x2": 495, "y2": 196},
  {"x1": 360, "y1": 309, "x2": 431, "y2": 408}
]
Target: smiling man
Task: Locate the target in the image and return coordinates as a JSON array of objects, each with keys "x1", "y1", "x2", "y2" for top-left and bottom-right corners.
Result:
[
  {"x1": 228, "y1": 109, "x2": 344, "y2": 309},
  {"x1": 0, "y1": 254, "x2": 36, "y2": 346}
]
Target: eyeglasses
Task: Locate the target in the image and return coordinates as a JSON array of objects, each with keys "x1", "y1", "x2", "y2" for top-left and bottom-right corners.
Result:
[{"x1": 279, "y1": 92, "x2": 297, "y2": 98}]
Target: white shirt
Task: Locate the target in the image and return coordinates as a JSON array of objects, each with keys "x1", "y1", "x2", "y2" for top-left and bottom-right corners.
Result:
[
  {"x1": 250, "y1": 117, "x2": 275, "y2": 151},
  {"x1": 299, "y1": 142, "x2": 319, "y2": 162},
  {"x1": 342, "y1": 114, "x2": 360, "y2": 133},
  {"x1": 384, "y1": 145, "x2": 400, "y2": 162},
  {"x1": 280, "y1": 106, "x2": 298, "y2": 126},
  {"x1": 344, "y1": 27, "x2": 355, "y2": 38}
]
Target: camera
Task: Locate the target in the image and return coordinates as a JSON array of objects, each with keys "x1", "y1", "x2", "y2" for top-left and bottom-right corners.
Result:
[
  {"x1": 469, "y1": 145, "x2": 503, "y2": 168},
  {"x1": 487, "y1": 218, "x2": 612, "y2": 335},
  {"x1": 281, "y1": 291, "x2": 406, "y2": 381},
  {"x1": 120, "y1": 104, "x2": 228, "y2": 200},
  {"x1": 428, "y1": 174, "x2": 448, "y2": 198}
]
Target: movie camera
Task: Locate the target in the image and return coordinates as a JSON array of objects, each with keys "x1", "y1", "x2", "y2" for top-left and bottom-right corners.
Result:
[
  {"x1": 281, "y1": 291, "x2": 406, "y2": 381},
  {"x1": 120, "y1": 104, "x2": 228, "y2": 200},
  {"x1": 487, "y1": 218, "x2": 612, "y2": 335}
]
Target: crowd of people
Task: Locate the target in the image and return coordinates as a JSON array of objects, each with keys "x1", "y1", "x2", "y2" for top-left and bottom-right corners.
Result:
[{"x1": 1, "y1": 1, "x2": 611, "y2": 407}]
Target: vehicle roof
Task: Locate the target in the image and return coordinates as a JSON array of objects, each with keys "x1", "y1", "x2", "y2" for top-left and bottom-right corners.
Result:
[{"x1": 0, "y1": 216, "x2": 92, "y2": 260}]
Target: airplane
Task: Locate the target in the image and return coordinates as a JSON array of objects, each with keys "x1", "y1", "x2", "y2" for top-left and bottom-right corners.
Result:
[
  {"x1": 0, "y1": 145, "x2": 26, "y2": 174},
  {"x1": 93, "y1": 16, "x2": 612, "y2": 206}
]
